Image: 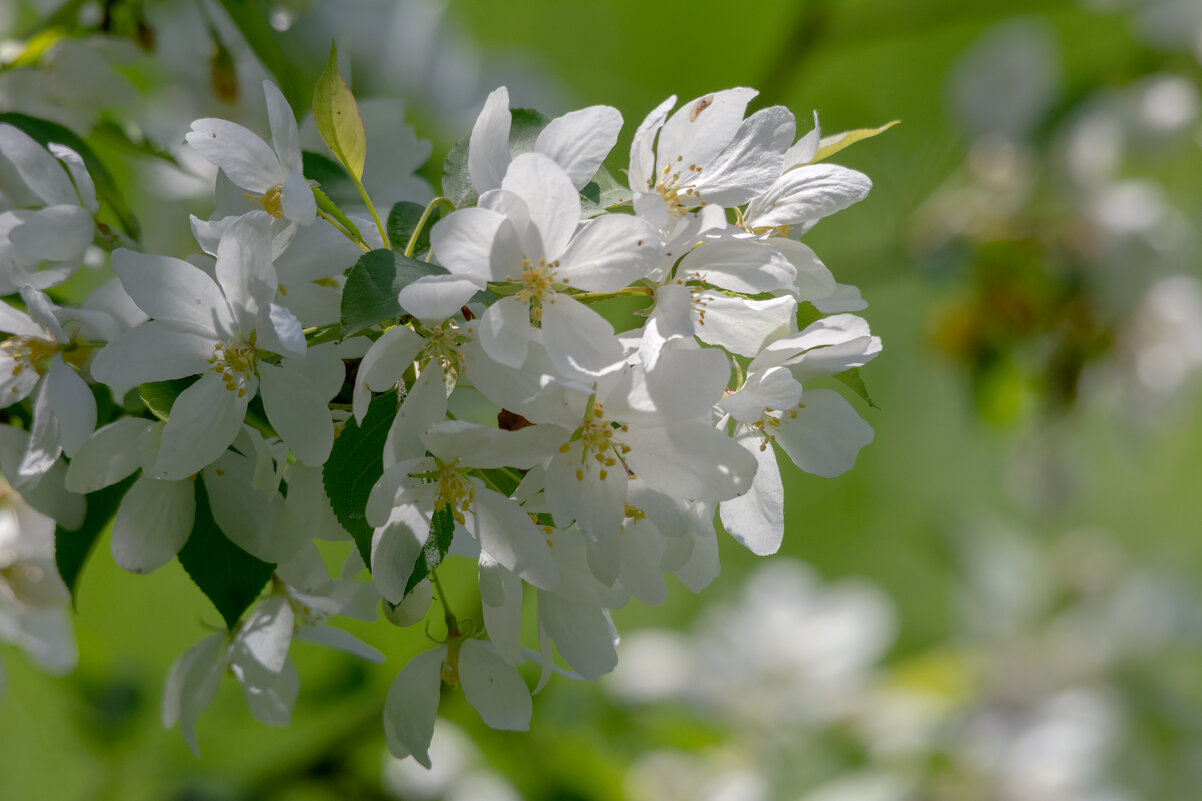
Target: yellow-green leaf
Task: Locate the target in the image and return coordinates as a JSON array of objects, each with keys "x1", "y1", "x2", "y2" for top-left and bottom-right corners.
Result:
[
  {"x1": 312, "y1": 43, "x2": 366, "y2": 181},
  {"x1": 811, "y1": 120, "x2": 900, "y2": 164}
]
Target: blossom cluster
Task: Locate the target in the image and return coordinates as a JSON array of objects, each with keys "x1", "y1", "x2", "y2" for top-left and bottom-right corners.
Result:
[{"x1": 0, "y1": 70, "x2": 883, "y2": 760}]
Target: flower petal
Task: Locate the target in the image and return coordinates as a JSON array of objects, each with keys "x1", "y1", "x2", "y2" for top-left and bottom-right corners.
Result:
[
  {"x1": 154, "y1": 372, "x2": 250, "y2": 480},
  {"x1": 111, "y1": 473, "x2": 195, "y2": 574},
  {"x1": 541, "y1": 294, "x2": 625, "y2": 382},
  {"x1": 90, "y1": 322, "x2": 215, "y2": 395},
  {"x1": 773, "y1": 388, "x2": 874, "y2": 478},
  {"x1": 10, "y1": 205, "x2": 93, "y2": 262},
  {"x1": 535, "y1": 105, "x2": 623, "y2": 190},
  {"x1": 557, "y1": 214, "x2": 661, "y2": 293},
  {"x1": 186, "y1": 119, "x2": 284, "y2": 193},
  {"x1": 110, "y1": 248, "x2": 234, "y2": 334},
  {"x1": 64, "y1": 417, "x2": 152, "y2": 493},
  {"x1": 383, "y1": 646, "x2": 446, "y2": 767},
  {"x1": 354, "y1": 324, "x2": 425, "y2": 423},
  {"x1": 501, "y1": 153, "x2": 579, "y2": 262},
  {"x1": 259, "y1": 362, "x2": 333, "y2": 465},
  {"x1": 718, "y1": 430, "x2": 784, "y2": 555},
  {"x1": 537, "y1": 592, "x2": 617, "y2": 680},
  {"x1": 45, "y1": 355, "x2": 94, "y2": 457},
  {"x1": 459, "y1": 639, "x2": 532, "y2": 730},
  {"x1": 468, "y1": 87, "x2": 512, "y2": 194}
]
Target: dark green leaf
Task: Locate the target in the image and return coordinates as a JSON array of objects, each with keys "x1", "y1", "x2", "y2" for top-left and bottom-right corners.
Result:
[
  {"x1": 508, "y1": 108, "x2": 550, "y2": 156},
  {"x1": 55, "y1": 474, "x2": 137, "y2": 602},
  {"x1": 313, "y1": 185, "x2": 363, "y2": 242},
  {"x1": 441, "y1": 133, "x2": 476, "y2": 209},
  {"x1": 303, "y1": 150, "x2": 358, "y2": 207},
  {"x1": 340, "y1": 249, "x2": 448, "y2": 337},
  {"x1": 322, "y1": 390, "x2": 399, "y2": 569},
  {"x1": 138, "y1": 377, "x2": 196, "y2": 421},
  {"x1": 834, "y1": 367, "x2": 879, "y2": 410},
  {"x1": 0, "y1": 112, "x2": 140, "y2": 240},
  {"x1": 388, "y1": 201, "x2": 443, "y2": 257},
  {"x1": 177, "y1": 476, "x2": 276, "y2": 630},
  {"x1": 580, "y1": 164, "x2": 632, "y2": 217},
  {"x1": 404, "y1": 503, "x2": 455, "y2": 597}
]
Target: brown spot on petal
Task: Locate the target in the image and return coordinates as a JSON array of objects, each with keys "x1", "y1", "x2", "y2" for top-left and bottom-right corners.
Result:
[{"x1": 690, "y1": 95, "x2": 714, "y2": 122}]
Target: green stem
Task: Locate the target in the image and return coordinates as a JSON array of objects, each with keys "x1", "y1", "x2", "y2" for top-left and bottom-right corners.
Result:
[
  {"x1": 351, "y1": 173, "x2": 390, "y2": 250},
  {"x1": 429, "y1": 568, "x2": 457, "y2": 633},
  {"x1": 404, "y1": 197, "x2": 457, "y2": 258},
  {"x1": 570, "y1": 286, "x2": 655, "y2": 303},
  {"x1": 317, "y1": 208, "x2": 369, "y2": 252}
]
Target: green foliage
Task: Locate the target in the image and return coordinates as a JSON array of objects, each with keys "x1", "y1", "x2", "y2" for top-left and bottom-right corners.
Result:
[
  {"x1": 441, "y1": 133, "x2": 477, "y2": 210},
  {"x1": 54, "y1": 474, "x2": 137, "y2": 602},
  {"x1": 580, "y1": 165, "x2": 632, "y2": 217},
  {"x1": 313, "y1": 43, "x2": 366, "y2": 181},
  {"x1": 0, "y1": 111, "x2": 140, "y2": 240},
  {"x1": 322, "y1": 391, "x2": 399, "y2": 569},
  {"x1": 835, "y1": 367, "x2": 879, "y2": 409},
  {"x1": 303, "y1": 150, "x2": 358, "y2": 208},
  {"x1": 313, "y1": 185, "x2": 364, "y2": 242},
  {"x1": 340, "y1": 249, "x2": 448, "y2": 337},
  {"x1": 177, "y1": 476, "x2": 276, "y2": 630},
  {"x1": 138, "y1": 378, "x2": 195, "y2": 421},
  {"x1": 387, "y1": 200, "x2": 443, "y2": 257},
  {"x1": 508, "y1": 107, "x2": 550, "y2": 156},
  {"x1": 404, "y1": 503, "x2": 455, "y2": 596},
  {"x1": 216, "y1": 0, "x2": 313, "y2": 114}
]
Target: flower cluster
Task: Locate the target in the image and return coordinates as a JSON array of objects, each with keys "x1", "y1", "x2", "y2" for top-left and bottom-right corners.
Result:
[{"x1": 0, "y1": 66, "x2": 885, "y2": 759}]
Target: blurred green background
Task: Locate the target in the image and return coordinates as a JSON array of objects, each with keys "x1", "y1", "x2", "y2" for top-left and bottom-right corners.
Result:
[{"x1": 2, "y1": 1, "x2": 1201, "y2": 799}]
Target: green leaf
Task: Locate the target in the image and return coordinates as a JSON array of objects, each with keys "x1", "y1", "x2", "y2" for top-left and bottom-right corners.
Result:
[
  {"x1": 54, "y1": 475, "x2": 137, "y2": 602},
  {"x1": 177, "y1": 476, "x2": 276, "y2": 630},
  {"x1": 322, "y1": 391, "x2": 399, "y2": 569},
  {"x1": 138, "y1": 377, "x2": 197, "y2": 421},
  {"x1": 340, "y1": 249, "x2": 448, "y2": 337},
  {"x1": 809, "y1": 120, "x2": 900, "y2": 165},
  {"x1": 796, "y1": 301, "x2": 823, "y2": 331},
  {"x1": 303, "y1": 150, "x2": 358, "y2": 208},
  {"x1": 313, "y1": 185, "x2": 363, "y2": 242},
  {"x1": 313, "y1": 43, "x2": 366, "y2": 181},
  {"x1": 441, "y1": 133, "x2": 477, "y2": 210},
  {"x1": 580, "y1": 164, "x2": 633, "y2": 217},
  {"x1": 215, "y1": 0, "x2": 313, "y2": 114},
  {"x1": 404, "y1": 503, "x2": 455, "y2": 597},
  {"x1": 834, "y1": 367, "x2": 879, "y2": 410},
  {"x1": 0, "y1": 112, "x2": 141, "y2": 240},
  {"x1": 388, "y1": 201, "x2": 443, "y2": 258},
  {"x1": 508, "y1": 108, "x2": 550, "y2": 156}
]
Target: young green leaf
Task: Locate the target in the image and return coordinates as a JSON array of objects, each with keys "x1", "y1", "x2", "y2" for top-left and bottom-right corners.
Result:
[
  {"x1": 834, "y1": 367, "x2": 879, "y2": 410},
  {"x1": 177, "y1": 476, "x2": 276, "y2": 630},
  {"x1": 441, "y1": 133, "x2": 477, "y2": 210},
  {"x1": 303, "y1": 150, "x2": 358, "y2": 207},
  {"x1": 808, "y1": 120, "x2": 900, "y2": 165},
  {"x1": 508, "y1": 107, "x2": 550, "y2": 156},
  {"x1": 340, "y1": 249, "x2": 448, "y2": 337},
  {"x1": 322, "y1": 390, "x2": 399, "y2": 569},
  {"x1": 312, "y1": 43, "x2": 366, "y2": 181},
  {"x1": 404, "y1": 503, "x2": 455, "y2": 597},
  {"x1": 54, "y1": 474, "x2": 138, "y2": 602},
  {"x1": 139, "y1": 377, "x2": 197, "y2": 421}
]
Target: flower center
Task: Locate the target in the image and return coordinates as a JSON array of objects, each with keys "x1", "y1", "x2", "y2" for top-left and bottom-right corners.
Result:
[
  {"x1": 248, "y1": 185, "x2": 285, "y2": 219},
  {"x1": 208, "y1": 339, "x2": 257, "y2": 397},
  {"x1": 433, "y1": 463, "x2": 474, "y2": 525},
  {"x1": 750, "y1": 403, "x2": 803, "y2": 451},
  {"x1": 512, "y1": 257, "x2": 561, "y2": 315},
  {"x1": 655, "y1": 155, "x2": 704, "y2": 216},
  {"x1": 0, "y1": 335, "x2": 71, "y2": 382},
  {"x1": 567, "y1": 402, "x2": 631, "y2": 482}
]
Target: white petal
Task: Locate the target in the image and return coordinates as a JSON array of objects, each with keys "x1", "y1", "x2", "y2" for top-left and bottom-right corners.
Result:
[
  {"x1": 111, "y1": 473, "x2": 195, "y2": 574},
  {"x1": 45, "y1": 356, "x2": 94, "y2": 456},
  {"x1": 281, "y1": 167, "x2": 316, "y2": 225},
  {"x1": 64, "y1": 418, "x2": 152, "y2": 493},
  {"x1": 719, "y1": 431, "x2": 784, "y2": 555},
  {"x1": 468, "y1": 87, "x2": 512, "y2": 194},
  {"x1": 236, "y1": 596, "x2": 294, "y2": 673},
  {"x1": 637, "y1": 282, "x2": 694, "y2": 370},
  {"x1": 655, "y1": 88, "x2": 757, "y2": 179},
  {"x1": 263, "y1": 81, "x2": 301, "y2": 172},
  {"x1": 354, "y1": 325, "x2": 424, "y2": 422},
  {"x1": 672, "y1": 502, "x2": 719, "y2": 593},
  {"x1": 468, "y1": 488, "x2": 558, "y2": 590},
  {"x1": 677, "y1": 239, "x2": 796, "y2": 295},
  {"x1": 186, "y1": 119, "x2": 284, "y2": 192},
  {"x1": 459, "y1": 639, "x2": 532, "y2": 730},
  {"x1": 385, "y1": 362, "x2": 447, "y2": 467},
  {"x1": 18, "y1": 377, "x2": 60, "y2": 477},
  {"x1": 784, "y1": 110, "x2": 822, "y2": 167},
  {"x1": 537, "y1": 592, "x2": 617, "y2": 680},
  {"x1": 478, "y1": 295, "x2": 532, "y2": 369},
  {"x1": 695, "y1": 293, "x2": 795, "y2": 357},
  {"x1": 773, "y1": 388, "x2": 874, "y2": 478},
  {"x1": 398, "y1": 274, "x2": 482, "y2": 324},
  {"x1": 545, "y1": 445, "x2": 624, "y2": 541},
  {"x1": 10, "y1": 205, "x2": 93, "y2": 262},
  {"x1": 429, "y1": 207, "x2": 505, "y2": 283},
  {"x1": 744, "y1": 163, "x2": 872, "y2": 230},
  {"x1": 557, "y1": 214, "x2": 661, "y2": 293},
  {"x1": 0, "y1": 124, "x2": 77, "y2": 205},
  {"x1": 162, "y1": 633, "x2": 228, "y2": 756},
  {"x1": 0, "y1": 299, "x2": 44, "y2": 338},
  {"x1": 624, "y1": 422, "x2": 757, "y2": 501},
  {"x1": 719, "y1": 366, "x2": 803, "y2": 422},
  {"x1": 628, "y1": 94, "x2": 677, "y2": 192},
  {"x1": 235, "y1": 656, "x2": 299, "y2": 726},
  {"x1": 541, "y1": 294, "x2": 624, "y2": 382},
  {"x1": 383, "y1": 646, "x2": 446, "y2": 766},
  {"x1": 215, "y1": 211, "x2": 276, "y2": 329},
  {"x1": 535, "y1": 105, "x2": 623, "y2": 190},
  {"x1": 426, "y1": 421, "x2": 565, "y2": 470},
  {"x1": 768, "y1": 238, "x2": 837, "y2": 302},
  {"x1": 204, "y1": 454, "x2": 300, "y2": 563},
  {"x1": 89, "y1": 322, "x2": 215, "y2": 394},
  {"x1": 294, "y1": 624, "x2": 384, "y2": 663},
  {"x1": 479, "y1": 560, "x2": 523, "y2": 665},
  {"x1": 259, "y1": 362, "x2": 333, "y2": 465},
  {"x1": 49, "y1": 143, "x2": 98, "y2": 212},
  {"x1": 371, "y1": 502, "x2": 430, "y2": 604},
  {"x1": 501, "y1": 153, "x2": 579, "y2": 262},
  {"x1": 154, "y1": 372, "x2": 250, "y2": 480},
  {"x1": 110, "y1": 248, "x2": 234, "y2": 334},
  {"x1": 695, "y1": 105, "x2": 795, "y2": 206}
]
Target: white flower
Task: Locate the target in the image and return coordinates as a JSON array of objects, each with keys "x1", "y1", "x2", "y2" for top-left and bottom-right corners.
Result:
[
  {"x1": 185, "y1": 81, "x2": 317, "y2": 230},
  {"x1": 92, "y1": 211, "x2": 333, "y2": 479},
  {"x1": 0, "y1": 124, "x2": 97, "y2": 295}
]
